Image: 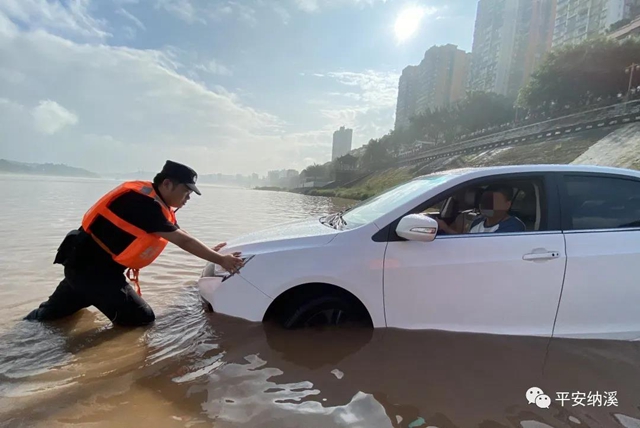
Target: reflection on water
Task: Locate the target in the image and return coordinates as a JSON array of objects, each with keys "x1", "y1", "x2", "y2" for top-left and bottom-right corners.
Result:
[{"x1": 1, "y1": 176, "x2": 640, "y2": 427}]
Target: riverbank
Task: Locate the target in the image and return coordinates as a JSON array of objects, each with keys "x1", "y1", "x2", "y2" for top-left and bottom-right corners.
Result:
[
  {"x1": 254, "y1": 169, "x2": 414, "y2": 201},
  {"x1": 255, "y1": 125, "x2": 640, "y2": 202},
  {"x1": 301, "y1": 168, "x2": 414, "y2": 200}
]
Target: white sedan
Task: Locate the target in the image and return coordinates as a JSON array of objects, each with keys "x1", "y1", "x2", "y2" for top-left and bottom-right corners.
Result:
[{"x1": 199, "y1": 164, "x2": 640, "y2": 340}]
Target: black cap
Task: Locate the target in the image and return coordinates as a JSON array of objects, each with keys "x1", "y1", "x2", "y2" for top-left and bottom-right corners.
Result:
[{"x1": 160, "y1": 160, "x2": 201, "y2": 195}]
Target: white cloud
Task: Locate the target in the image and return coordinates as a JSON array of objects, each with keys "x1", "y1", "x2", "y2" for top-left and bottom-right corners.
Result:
[
  {"x1": 162, "y1": 47, "x2": 233, "y2": 78},
  {"x1": 0, "y1": 67, "x2": 25, "y2": 84},
  {"x1": 122, "y1": 25, "x2": 137, "y2": 40},
  {"x1": 237, "y1": 3, "x2": 258, "y2": 25},
  {"x1": 195, "y1": 60, "x2": 233, "y2": 76},
  {"x1": 327, "y1": 70, "x2": 399, "y2": 108},
  {"x1": 155, "y1": 0, "x2": 204, "y2": 24},
  {"x1": 0, "y1": 0, "x2": 109, "y2": 40},
  {"x1": 292, "y1": 0, "x2": 387, "y2": 13},
  {"x1": 116, "y1": 8, "x2": 146, "y2": 30},
  {"x1": 306, "y1": 70, "x2": 399, "y2": 149},
  {"x1": 157, "y1": 0, "x2": 257, "y2": 26},
  {"x1": 0, "y1": 1, "x2": 401, "y2": 174},
  {"x1": 295, "y1": 0, "x2": 319, "y2": 12},
  {"x1": 328, "y1": 92, "x2": 362, "y2": 101},
  {"x1": 0, "y1": 15, "x2": 332, "y2": 174},
  {"x1": 32, "y1": 100, "x2": 79, "y2": 135},
  {"x1": 272, "y1": 4, "x2": 291, "y2": 23}
]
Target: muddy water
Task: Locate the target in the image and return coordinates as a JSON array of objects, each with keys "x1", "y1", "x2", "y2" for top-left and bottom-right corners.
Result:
[{"x1": 1, "y1": 175, "x2": 640, "y2": 428}]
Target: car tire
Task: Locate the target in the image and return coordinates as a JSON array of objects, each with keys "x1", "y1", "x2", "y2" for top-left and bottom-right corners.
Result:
[
  {"x1": 281, "y1": 295, "x2": 356, "y2": 329},
  {"x1": 201, "y1": 297, "x2": 213, "y2": 313}
]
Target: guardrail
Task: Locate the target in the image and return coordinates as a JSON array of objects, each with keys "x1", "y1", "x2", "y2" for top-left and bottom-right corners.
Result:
[
  {"x1": 399, "y1": 110, "x2": 640, "y2": 166},
  {"x1": 397, "y1": 101, "x2": 640, "y2": 166}
]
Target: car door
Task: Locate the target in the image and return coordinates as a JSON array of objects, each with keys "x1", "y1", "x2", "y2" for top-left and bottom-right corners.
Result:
[
  {"x1": 553, "y1": 172, "x2": 640, "y2": 340},
  {"x1": 383, "y1": 173, "x2": 567, "y2": 336}
]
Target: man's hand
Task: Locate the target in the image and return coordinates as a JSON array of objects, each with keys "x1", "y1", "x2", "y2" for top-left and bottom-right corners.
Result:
[
  {"x1": 155, "y1": 230, "x2": 243, "y2": 268},
  {"x1": 219, "y1": 253, "x2": 244, "y2": 274},
  {"x1": 213, "y1": 242, "x2": 241, "y2": 257},
  {"x1": 436, "y1": 218, "x2": 457, "y2": 235},
  {"x1": 212, "y1": 242, "x2": 243, "y2": 273},
  {"x1": 213, "y1": 242, "x2": 227, "y2": 252}
]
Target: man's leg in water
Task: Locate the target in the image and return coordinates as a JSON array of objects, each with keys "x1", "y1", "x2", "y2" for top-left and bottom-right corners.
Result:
[
  {"x1": 25, "y1": 269, "x2": 91, "y2": 321},
  {"x1": 85, "y1": 272, "x2": 156, "y2": 327},
  {"x1": 26, "y1": 267, "x2": 154, "y2": 327}
]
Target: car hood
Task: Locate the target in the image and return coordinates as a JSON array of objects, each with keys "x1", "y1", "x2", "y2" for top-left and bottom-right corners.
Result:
[{"x1": 221, "y1": 217, "x2": 339, "y2": 254}]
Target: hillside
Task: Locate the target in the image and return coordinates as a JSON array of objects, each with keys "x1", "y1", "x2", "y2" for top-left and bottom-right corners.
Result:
[
  {"x1": 0, "y1": 159, "x2": 99, "y2": 178},
  {"x1": 570, "y1": 123, "x2": 640, "y2": 170},
  {"x1": 312, "y1": 125, "x2": 640, "y2": 200}
]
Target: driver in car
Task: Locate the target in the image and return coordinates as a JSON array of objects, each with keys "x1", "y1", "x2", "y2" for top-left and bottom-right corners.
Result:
[{"x1": 436, "y1": 185, "x2": 526, "y2": 234}]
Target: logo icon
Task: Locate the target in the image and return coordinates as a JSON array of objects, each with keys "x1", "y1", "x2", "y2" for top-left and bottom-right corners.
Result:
[
  {"x1": 526, "y1": 387, "x2": 544, "y2": 404},
  {"x1": 535, "y1": 394, "x2": 551, "y2": 409},
  {"x1": 526, "y1": 387, "x2": 550, "y2": 409}
]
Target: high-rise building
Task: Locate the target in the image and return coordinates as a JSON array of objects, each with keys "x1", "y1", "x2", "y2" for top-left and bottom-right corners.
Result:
[
  {"x1": 394, "y1": 44, "x2": 470, "y2": 129},
  {"x1": 468, "y1": 0, "x2": 555, "y2": 98},
  {"x1": 395, "y1": 66, "x2": 419, "y2": 130},
  {"x1": 332, "y1": 126, "x2": 353, "y2": 161},
  {"x1": 553, "y1": 0, "x2": 637, "y2": 47}
]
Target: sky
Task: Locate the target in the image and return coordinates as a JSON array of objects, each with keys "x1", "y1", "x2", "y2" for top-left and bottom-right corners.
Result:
[{"x1": 0, "y1": 0, "x2": 477, "y2": 176}]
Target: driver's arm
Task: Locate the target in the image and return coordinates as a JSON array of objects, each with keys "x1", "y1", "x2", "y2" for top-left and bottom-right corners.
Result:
[{"x1": 436, "y1": 218, "x2": 461, "y2": 234}]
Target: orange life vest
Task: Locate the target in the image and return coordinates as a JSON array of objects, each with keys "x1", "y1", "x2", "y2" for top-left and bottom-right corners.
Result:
[{"x1": 81, "y1": 181, "x2": 177, "y2": 296}]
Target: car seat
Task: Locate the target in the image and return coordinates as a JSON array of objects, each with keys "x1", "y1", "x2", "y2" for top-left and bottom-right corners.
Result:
[{"x1": 509, "y1": 185, "x2": 538, "y2": 231}]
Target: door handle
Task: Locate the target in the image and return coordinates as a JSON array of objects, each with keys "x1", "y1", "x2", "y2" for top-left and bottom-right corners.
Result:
[{"x1": 523, "y1": 251, "x2": 560, "y2": 261}]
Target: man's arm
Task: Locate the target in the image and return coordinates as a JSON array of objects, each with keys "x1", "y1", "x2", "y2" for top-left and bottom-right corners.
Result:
[
  {"x1": 155, "y1": 230, "x2": 244, "y2": 273},
  {"x1": 436, "y1": 218, "x2": 460, "y2": 234}
]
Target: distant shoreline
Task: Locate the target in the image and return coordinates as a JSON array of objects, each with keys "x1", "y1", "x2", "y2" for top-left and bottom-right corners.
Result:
[
  {"x1": 0, "y1": 171, "x2": 101, "y2": 179},
  {"x1": 0, "y1": 159, "x2": 99, "y2": 179},
  {"x1": 253, "y1": 186, "x2": 287, "y2": 191}
]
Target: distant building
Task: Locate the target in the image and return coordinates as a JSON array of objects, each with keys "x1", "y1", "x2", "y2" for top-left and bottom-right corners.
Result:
[
  {"x1": 553, "y1": 0, "x2": 638, "y2": 47},
  {"x1": 608, "y1": 13, "x2": 640, "y2": 39},
  {"x1": 468, "y1": 0, "x2": 555, "y2": 98},
  {"x1": 267, "y1": 169, "x2": 299, "y2": 188},
  {"x1": 395, "y1": 44, "x2": 470, "y2": 129},
  {"x1": 267, "y1": 170, "x2": 280, "y2": 185},
  {"x1": 332, "y1": 126, "x2": 353, "y2": 161},
  {"x1": 395, "y1": 66, "x2": 419, "y2": 130}
]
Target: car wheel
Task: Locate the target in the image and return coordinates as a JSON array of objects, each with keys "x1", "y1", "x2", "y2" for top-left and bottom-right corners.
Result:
[
  {"x1": 201, "y1": 297, "x2": 213, "y2": 313},
  {"x1": 281, "y1": 295, "x2": 355, "y2": 329}
]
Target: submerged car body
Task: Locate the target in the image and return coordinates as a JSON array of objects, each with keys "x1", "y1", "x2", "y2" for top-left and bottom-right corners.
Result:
[{"x1": 199, "y1": 164, "x2": 640, "y2": 340}]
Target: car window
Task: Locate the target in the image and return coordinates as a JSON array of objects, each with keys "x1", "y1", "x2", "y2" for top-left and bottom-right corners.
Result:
[
  {"x1": 564, "y1": 175, "x2": 640, "y2": 230},
  {"x1": 342, "y1": 174, "x2": 455, "y2": 227},
  {"x1": 413, "y1": 177, "x2": 546, "y2": 235}
]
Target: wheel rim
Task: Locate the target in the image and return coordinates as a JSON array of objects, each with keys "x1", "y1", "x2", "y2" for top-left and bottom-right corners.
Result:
[{"x1": 303, "y1": 308, "x2": 348, "y2": 327}]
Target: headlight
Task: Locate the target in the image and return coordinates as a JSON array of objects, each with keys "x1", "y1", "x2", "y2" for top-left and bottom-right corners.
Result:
[{"x1": 201, "y1": 255, "x2": 254, "y2": 279}]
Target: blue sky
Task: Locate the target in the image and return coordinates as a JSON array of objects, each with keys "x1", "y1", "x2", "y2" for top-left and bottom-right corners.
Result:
[{"x1": 0, "y1": 0, "x2": 477, "y2": 175}]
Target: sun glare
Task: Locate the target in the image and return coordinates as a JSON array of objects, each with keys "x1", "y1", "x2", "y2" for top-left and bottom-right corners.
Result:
[{"x1": 394, "y1": 6, "x2": 426, "y2": 42}]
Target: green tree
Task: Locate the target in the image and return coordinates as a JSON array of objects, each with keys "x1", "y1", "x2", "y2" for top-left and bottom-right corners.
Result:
[
  {"x1": 359, "y1": 138, "x2": 392, "y2": 171},
  {"x1": 302, "y1": 163, "x2": 328, "y2": 179},
  {"x1": 457, "y1": 91, "x2": 515, "y2": 132},
  {"x1": 517, "y1": 37, "x2": 640, "y2": 112},
  {"x1": 407, "y1": 91, "x2": 514, "y2": 145}
]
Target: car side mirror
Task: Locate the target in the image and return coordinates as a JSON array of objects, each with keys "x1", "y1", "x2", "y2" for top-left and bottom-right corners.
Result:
[{"x1": 396, "y1": 214, "x2": 438, "y2": 242}]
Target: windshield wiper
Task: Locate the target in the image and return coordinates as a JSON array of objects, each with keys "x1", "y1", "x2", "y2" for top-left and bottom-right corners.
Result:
[
  {"x1": 326, "y1": 210, "x2": 347, "y2": 229},
  {"x1": 319, "y1": 214, "x2": 332, "y2": 225},
  {"x1": 320, "y1": 206, "x2": 352, "y2": 229}
]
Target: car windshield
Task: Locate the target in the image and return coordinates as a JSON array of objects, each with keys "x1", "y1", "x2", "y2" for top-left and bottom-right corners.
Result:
[{"x1": 341, "y1": 174, "x2": 453, "y2": 227}]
